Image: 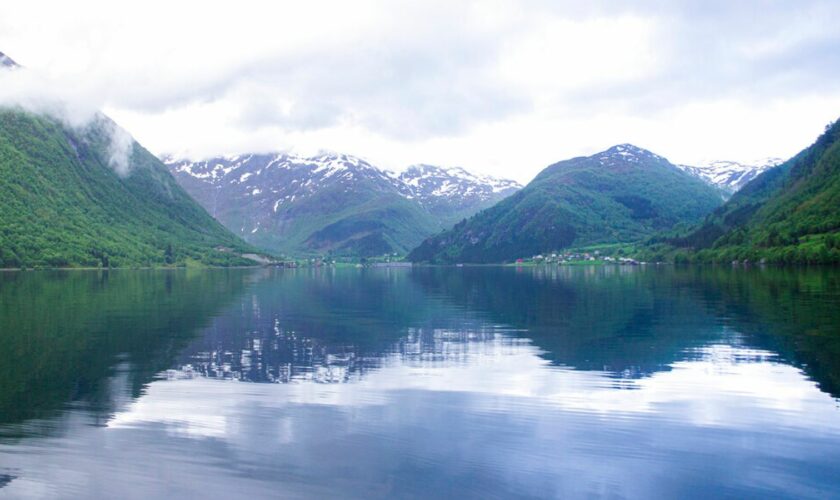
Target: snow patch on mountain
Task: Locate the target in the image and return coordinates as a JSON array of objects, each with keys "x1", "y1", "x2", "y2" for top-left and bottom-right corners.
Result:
[
  {"x1": 166, "y1": 153, "x2": 521, "y2": 213},
  {"x1": 598, "y1": 144, "x2": 667, "y2": 165},
  {"x1": 392, "y1": 164, "x2": 521, "y2": 207},
  {"x1": 677, "y1": 158, "x2": 782, "y2": 193},
  {"x1": 586, "y1": 144, "x2": 781, "y2": 195},
  {"x1": 164, "y1": 151, "x2": 522, "y2": 256}
]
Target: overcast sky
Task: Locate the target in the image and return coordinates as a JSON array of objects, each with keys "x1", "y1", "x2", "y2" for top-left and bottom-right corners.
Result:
[{"x1": 2, "y1": 0, "x2": 839, "y2": 183}]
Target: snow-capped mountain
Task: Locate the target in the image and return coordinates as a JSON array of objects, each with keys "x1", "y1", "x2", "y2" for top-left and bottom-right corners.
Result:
[
  {"x1": 389, "y1": 164, "x2": 521, "y2": 221},
  {"x1": 165, "y1": 152, "x2": 520, "y2": 257},
  {"x1": 595, "y1": 144, "x2": 669, "y2": 168},
  {"x1": 167, "y1": 152, "x2": 397, "y2": 214},
  {"x1": 589, "y1": 144, "x2": 781, "y2": 195},
  {"x1": 408, "y1": 143, "x2": 724, "y2": 264},
  {"x1": 677, "y1": 159, "x2": 782, "y2": 194}
]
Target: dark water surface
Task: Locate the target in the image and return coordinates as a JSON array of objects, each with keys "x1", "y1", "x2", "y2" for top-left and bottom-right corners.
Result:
[{"x1": 0, "y1": 266, "x2": 839, "y2": 499}]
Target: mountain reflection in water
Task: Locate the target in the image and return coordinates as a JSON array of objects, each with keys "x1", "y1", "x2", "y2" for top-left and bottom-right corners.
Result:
[
  {"x1": 0, "y1": 266, "x2": 839, "y2": 499},
  {"x1": 164, "y1": 266, "x2": 840, "y2": 395}
]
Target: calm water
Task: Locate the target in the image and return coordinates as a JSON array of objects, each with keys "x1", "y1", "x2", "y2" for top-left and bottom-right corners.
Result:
[{"x1": 0, "y1": 266, "x2": 839, "y2": 499}]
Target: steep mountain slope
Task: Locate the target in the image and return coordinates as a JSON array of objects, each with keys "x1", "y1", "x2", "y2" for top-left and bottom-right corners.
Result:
[
  {"x1": 0, "y1": 109, "x2": 257, "y2": 268},
  {"x1": 670, "y1": 119, "x2": 840, "y2": 263},
  {"x1": 167, "y1": 153, "x2": 437, "y2": 257},
  {"x1": 408, "y1": 144, "x2": 724, "y2": 263},
  {"x1": 166, "y1": 154, "x2": 520, "y2": 257},
  {"x1": 390, "y1": 164, "x2": 521, "y2": 226},
  {"x1": 677, "y1": 159, "x2": 781, "y2": 194}
]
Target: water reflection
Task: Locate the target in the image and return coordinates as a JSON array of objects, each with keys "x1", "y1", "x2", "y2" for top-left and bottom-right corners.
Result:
[
  {"x1": 0, "y1": 266, "x2": 839, "y2": 498},
  {"x1": 166, "y1": 268, "x2": 517, "y2": 385},
  {"x1": 160, "y1": 266, "x2": 840, "y2": 394},
  {"x1": 171, "y1": 324, "x2": 517, "y2": 384},
  {"x1": 0, "y1": 269, "x2": 253, "y2": 433}
]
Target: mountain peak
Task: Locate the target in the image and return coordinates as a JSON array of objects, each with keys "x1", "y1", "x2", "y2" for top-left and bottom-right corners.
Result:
[
  {"x1": 165, "y1": 153, "x2": 522, "y2": 256},
  {"x1": 409, "y1": 144, "x2": 723, "y2": 263},
  {"x1": 591, "y1": 144, "x2": 667, "y2": 168},
  {"x1": 0, "y1": 51, "x2": 19, "y2": 69},
  {"x1": 307, "y1": 151, "x2": 367, "y2": 167},
  {"x1": 601, "y1": 143, "x2": 662, "y2": 159},
  {"x1": 611, "y1": 143, "x2": 645, "y2": 152},
  {"x1": 400, "y1": 164, "x2": 522, "y2": 194}
]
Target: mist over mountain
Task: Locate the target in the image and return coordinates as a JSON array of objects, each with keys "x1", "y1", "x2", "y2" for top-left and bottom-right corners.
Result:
[
  {"x1": 0, "y1": 110, "x2": 261, "y2": 268},
  {"x1": 408, "y1": 144, "x2": 723, "y2": 263},
  {"x1": 2, "y1": 45, "x2": 834, "y2": 268},
  {"x1": 166, "y1": 153, "x2": 520, "y2": 257},
  {"x1": 0, "y1": 51, "x2": 260, "y2": 268}
]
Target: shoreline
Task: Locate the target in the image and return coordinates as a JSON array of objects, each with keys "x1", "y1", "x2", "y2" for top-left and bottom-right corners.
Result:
[{"x1": 0, "y1": 264, "x2": 267, "y2": 272}]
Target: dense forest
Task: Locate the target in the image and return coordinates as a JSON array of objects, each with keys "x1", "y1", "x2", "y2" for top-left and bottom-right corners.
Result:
[
  {"x1": 0, "y1": 109, "x2": 260, "y2": 268},
  {"x1": 651, "y1": 119, "x2": 840, "y2": 264},
  {"x1": 408, "y1": 144, "x2": 723, "y2": 263}
]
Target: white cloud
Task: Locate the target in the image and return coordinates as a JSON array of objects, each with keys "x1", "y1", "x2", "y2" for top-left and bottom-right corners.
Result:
[
  {"x1": 108, "y1": 341, "x2": 839, "y2": 438},
  {"x1": 1, "y1": 0, "x2": 839, "y2": 183},
  {"x1": 0, "y1": 66, "x2": 137, "y2": 176}
]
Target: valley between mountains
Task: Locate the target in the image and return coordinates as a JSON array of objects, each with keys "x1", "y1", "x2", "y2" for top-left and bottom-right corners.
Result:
[
  {"x1": 165, "y1": 154, "x2": 521, "y2": 258},
  {"x1": 1, "y1": 47, "x2": 838, "y2": 267},
  {"x1": 165, "y1": 147, "x2": 786, "y2": 261}
]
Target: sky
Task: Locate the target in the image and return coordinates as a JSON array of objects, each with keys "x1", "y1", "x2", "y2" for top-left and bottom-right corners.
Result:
[{"x1": 1, "y1": 1, "x2": 839, "y2": 183}]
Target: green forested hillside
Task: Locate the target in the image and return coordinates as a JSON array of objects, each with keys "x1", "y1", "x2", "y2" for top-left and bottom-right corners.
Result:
[
  {"x1": 0, "y1": 109, "x2": 258, "y2": 268},
  {"x1": 298, "y1": 190, "x2": 441, "y2": 256},
  {"x1": 408, "y1": 144, "x2": 723, "y2": 263},
  {"x1": 238, "y1": 170, "x2": 441, "y2": 257},
  {"x1": 664, "y1": 119, "x2": 840, "y2": 264}
]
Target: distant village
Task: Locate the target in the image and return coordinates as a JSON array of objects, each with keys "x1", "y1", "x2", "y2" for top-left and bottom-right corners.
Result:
[
  {"x1": 267, "y1": 250, "x2": 646, "y2": 268},
  {"x1": 270, "y1": 253, "x2": 411, "y2": 268},
  {"x1": 513, "y1": 251, "x2": 644, "y2": 266}
]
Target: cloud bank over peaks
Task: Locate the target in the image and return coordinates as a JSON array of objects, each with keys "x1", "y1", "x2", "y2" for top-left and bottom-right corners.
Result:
[{"x1": 2, "y1": 1, "x2": 840, "y2": 182}]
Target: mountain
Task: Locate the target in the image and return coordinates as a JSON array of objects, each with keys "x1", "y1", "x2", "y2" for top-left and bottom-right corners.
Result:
[
  {"x1": 667, "y1": 119, "x2": 840, "y2": 264},
  {"x1": 677, "y1": 159, "x2": 782, "y2": 194},
  {"x1": 166, "y1": 153, "x2": 434, "y2": 257},
  {"x1": 165, "y1": 153, "x2": 520, "y2": 257},
  {"x1": 0, "y1": 109, "x2": 259, "y2": 268},
  {"x1": 0, "y1": 51, "x2": 18, "y2": 68},
  {"x1": 391, "y1": 164, "x2": 521, "y2": 226},
  {"x1": 408, "y1": 144, "x2": 724, "y2": 263}
]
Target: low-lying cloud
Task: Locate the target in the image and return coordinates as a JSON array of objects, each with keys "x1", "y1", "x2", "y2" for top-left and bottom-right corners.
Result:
[
  {"x1": 2, "y1": 1, "x2": 839, "y2": 182},
  {"x1": 0, "y1": 63, "x2": 136, "y2": 176},
  {"x1": 103, "y1": 119, "x2": 134, "y2": 176}
]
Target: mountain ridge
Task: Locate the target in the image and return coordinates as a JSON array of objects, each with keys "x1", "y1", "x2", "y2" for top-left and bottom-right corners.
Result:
[
  {"x1": 676, "y1": 158, "x2": 782, "y2": 194},
  {"x1": 165, "y1": 152, "x2": 521, "y2": 257},
  {"x1": 408, "y1": 143, "x2": 724, "y2": 263},
  {"x1": 663, "y1": 119, "x2": 840, "y2": 263}
]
